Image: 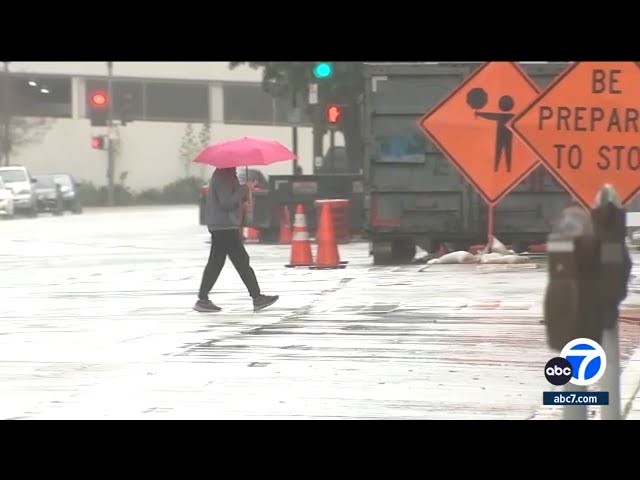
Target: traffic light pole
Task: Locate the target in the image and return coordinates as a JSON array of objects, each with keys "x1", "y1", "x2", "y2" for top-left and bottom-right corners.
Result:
[
  {"x1": 106, "y1": 61, "x2": 115, "y2": 206},
  {"x1": 2, "y1": 61, "x2": 11, "y2": 167},
  {"x1": 291, "y1": 89, "x2": 299, "y2": 175},
  {"x1": 329, "y1": 127, "x2": 335, "y2": 168}
]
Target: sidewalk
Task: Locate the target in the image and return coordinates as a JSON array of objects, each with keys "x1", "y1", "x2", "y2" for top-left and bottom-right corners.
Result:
[
  {"x1": 621, "y1": 261, "x2": 640, "y2": 419},
  {"x1": 623, "y1": 347, "x2": 640, "y2": 419}
]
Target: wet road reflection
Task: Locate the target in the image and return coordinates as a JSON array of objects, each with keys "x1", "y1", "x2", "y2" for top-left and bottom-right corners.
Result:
[{"x1": 1, "y1": 206, "x2": 639, "y2": 419}]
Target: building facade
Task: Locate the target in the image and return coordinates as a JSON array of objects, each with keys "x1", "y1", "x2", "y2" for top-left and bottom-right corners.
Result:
[{"x1": 1, "y1": 62, "x2": 341, "y2": 190}]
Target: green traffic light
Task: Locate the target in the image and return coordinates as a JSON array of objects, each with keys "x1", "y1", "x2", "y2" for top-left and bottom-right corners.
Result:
[{"x1": 313, "y1": 62, "x2": 333, "y2": 79}]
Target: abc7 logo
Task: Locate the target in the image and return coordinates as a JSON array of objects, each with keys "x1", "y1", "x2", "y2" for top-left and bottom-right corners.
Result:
[
  {"x1": 545, "y1": 357, "x2": 574, "y2": 386},
  {"x1": 545, "y1": 338, "x2": 607, "y2": 386}
]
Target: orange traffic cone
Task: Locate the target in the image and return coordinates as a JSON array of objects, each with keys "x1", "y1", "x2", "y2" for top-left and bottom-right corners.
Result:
[
  {"x1": 310, "y1": 202, "x2": 346, "y2": 270},
  {"x1": 243, "y1": 227, "x2": 260, "y2": 243},
  {"x1": 278, "y1": 205, "x2": 292, "y2": 244},
  {"x1": 285, "y1": 204, "x2": 314, "y2": 267}
]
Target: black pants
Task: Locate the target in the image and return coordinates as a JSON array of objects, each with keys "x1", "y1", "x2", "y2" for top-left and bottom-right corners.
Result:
[{"x1": 198, "y1": 229, "x2": 261, "y2": 300}]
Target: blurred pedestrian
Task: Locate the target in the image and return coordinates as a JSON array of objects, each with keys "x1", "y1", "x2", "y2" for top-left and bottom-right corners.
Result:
[{"x1": 194, "y1": 167, "x2": 279, "y2": 313}]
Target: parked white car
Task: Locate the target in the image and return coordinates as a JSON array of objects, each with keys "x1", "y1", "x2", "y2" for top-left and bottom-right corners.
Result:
[
  {"x1": 0, "y1": 178, "x2": 15, "y2": 218},
  {"x1": 0, "y1": 166, "x2": 38, "y2": 217}
]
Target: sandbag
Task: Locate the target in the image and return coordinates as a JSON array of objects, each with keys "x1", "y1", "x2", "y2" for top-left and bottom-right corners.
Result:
[
  {"x1": 480, "y1": 253, "x2": 531, "y2": 264},
  {"x1": 482, "y1": 237, "x2": 515, "y2": 255},
  {"x1": 427, "y1": 251, "x2": 479, "y2": 265},
  {"x1": 412, "y1": 246, "x2": 430, "y2": 263}
]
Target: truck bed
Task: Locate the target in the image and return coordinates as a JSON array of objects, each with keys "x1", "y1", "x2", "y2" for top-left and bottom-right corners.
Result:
[{"x1": 362, "y1": 62, "x2": 571, "y2": 263}]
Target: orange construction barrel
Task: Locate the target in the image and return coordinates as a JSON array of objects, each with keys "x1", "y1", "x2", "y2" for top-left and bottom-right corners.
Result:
[{"x1": 314, "y1": 199, "x2": 350, "y2": 245}]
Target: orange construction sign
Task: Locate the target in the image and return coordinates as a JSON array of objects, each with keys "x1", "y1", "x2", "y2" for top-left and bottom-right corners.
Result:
[
  {"x1": 511, "y1": 62, "x2": 640, "y2": 209},
  {"x1": 418, "y1": 62, "x2": 541, "y2": 205}
]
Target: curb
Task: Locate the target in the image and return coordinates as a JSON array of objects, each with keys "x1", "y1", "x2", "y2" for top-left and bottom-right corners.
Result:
[
  {"x1": 475, "y1": 264, "x2": 541, "y2": 273},
  {"x1": 621, "y1": 347, "x2": 640, "y2": 419}
]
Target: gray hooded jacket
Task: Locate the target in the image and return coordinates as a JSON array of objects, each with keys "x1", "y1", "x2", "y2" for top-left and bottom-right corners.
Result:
[{"x1": 205, "y1": 169, "x2": 247, "y2": 230}]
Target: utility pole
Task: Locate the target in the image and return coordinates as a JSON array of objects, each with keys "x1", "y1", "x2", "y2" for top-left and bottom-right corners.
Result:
[
  {"x1": 106, "y1": 61, "x2": 115, "y2": 206},
  {"x1": 2, "y1": 61, "x2": 10, "y2": 167},
  {"x1": 291, "y1": 88, "x2": 299, "y2": 175}
]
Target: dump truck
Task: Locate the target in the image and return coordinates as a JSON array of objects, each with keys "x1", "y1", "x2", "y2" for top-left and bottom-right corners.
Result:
[{"x1": 362, "y1": 62, "x2": 572, "y2": 264}]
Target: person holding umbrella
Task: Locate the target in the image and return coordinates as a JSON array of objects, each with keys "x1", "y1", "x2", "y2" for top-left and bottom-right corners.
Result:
[{"x1": 192, "y1": 137, "x2": 297, "y2": 313}]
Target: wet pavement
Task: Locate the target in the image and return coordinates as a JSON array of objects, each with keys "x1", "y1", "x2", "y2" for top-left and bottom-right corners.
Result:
[{"x1": 1, "y1": 205, "x2": 640, "y2": 420}]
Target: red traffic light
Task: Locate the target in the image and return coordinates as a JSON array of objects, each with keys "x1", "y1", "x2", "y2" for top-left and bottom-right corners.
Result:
[
  {"x1": 90, "y1": 91, "x2": 108, "y2": 109},
  {"x1": 326, "y1": 104, "x2": 342, "y2": 124},
  {"x1": 91, "y1": 136, "x2": 106, "y2": 150}
]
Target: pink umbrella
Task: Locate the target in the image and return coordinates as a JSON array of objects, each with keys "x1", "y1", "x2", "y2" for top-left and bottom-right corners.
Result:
[{"x1": 193, "y1": 136, "x2": 297, "y2": 168}]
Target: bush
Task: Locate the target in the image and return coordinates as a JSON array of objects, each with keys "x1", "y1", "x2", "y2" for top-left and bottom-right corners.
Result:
[
  {"x1": 76, "y1": 181, "x2": 103, "y2": 207},
  {"x1": 76, "y1": 181, "x2": 135, "y2": 206},
  {"x1": 75, "y1": 176, "x2": 204, "y2": 207},
  {"x1": 161, "y1": 176, "x2": 202, "y2": 204},
  {"x1": 137, "y1": 188, "x2": 164, "y2": 205},
  {"x1": 113, "y1": 184, "x2": 136, "y2": 206}
]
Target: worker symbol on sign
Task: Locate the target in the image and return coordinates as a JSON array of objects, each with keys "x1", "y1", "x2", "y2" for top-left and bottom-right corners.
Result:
[{"x1": 467, "y1": 87, "x2": 515, "y2": 173}]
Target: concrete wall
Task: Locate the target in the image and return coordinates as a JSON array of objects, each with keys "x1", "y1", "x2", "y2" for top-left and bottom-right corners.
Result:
[
  {"x1": 6, "y1": 62, "x2": 263, "y2": 82},
  {"x1": 11, "y1": 118, "x2": 316, "y2": 190},
  {"x1": 5, "y1": 62, "x2": 346, "y2": 190}
]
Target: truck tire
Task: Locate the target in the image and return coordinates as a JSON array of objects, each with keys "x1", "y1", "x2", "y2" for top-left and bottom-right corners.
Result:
[
  {"x1": 391, "y1": 237, "x2": 416, "y2": 263},
  {"x1": 511, "y1": 240, "x2": 528, "y2": 254},
  {"x1": 372, "y1": 239, "x2": 393, "y2": 265},
  {"x1": 260, "y1": 228, "x2": 279, "y2": 244}
]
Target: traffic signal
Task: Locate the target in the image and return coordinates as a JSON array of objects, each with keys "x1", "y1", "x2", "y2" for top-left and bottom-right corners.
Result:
[
  {"x1": 120, "y1": 92, "x2": 134, "y2": 126},
  {"x1": 326, "y1": 104, "x2": 343, "y2": 126},
  {"x1": 313, "y1": 62, "x2": 333, "y2": 79},
  {"x1": 91, "y1": 135, "x2": 107, "y2": 150},
  {"x1": 88, "y1": 90, "x2": 109, "y2": 127}
]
